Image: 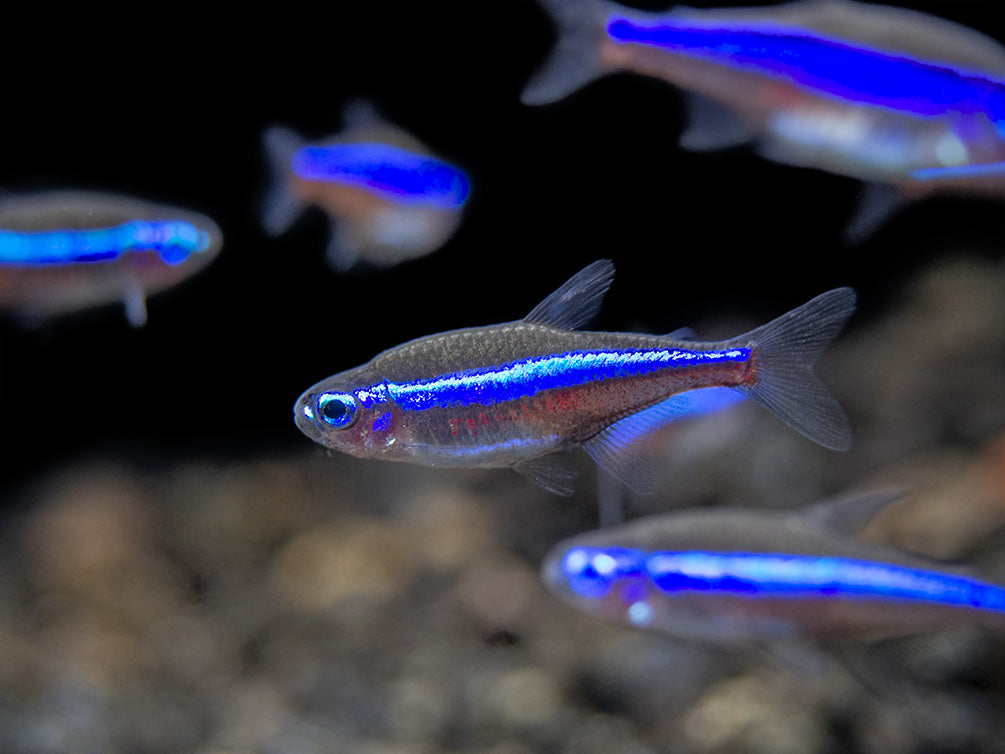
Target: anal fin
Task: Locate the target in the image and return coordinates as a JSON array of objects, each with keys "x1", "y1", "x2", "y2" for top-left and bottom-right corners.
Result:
[{"x1": 514, "y1": 455, "x2": 578, "y2": 497}]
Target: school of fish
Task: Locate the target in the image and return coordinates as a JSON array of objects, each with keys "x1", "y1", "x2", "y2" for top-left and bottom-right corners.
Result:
[{"x1": 4, "y1": 0, "x2": 1004, "y2": 664}]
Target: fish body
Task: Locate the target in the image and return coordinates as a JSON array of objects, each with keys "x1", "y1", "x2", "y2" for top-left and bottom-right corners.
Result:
[
  {"x1": 523, "y1": 0, "x2": 1005, "y2": 232},
  {"x1": 294, "y1": 260, "x2": 854, "y2": 495},
  {"x1": 263, "y1": 103, "x2": 470, "y2": 270},
  {"x1": 0, "y1": 191, "x2": 222, "y2": 326},
  {"x1": 543, "y1": 491, "x2": 1005, "y2": 642}
]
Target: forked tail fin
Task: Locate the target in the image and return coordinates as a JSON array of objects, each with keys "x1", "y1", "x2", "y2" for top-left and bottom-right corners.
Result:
[
  {"x1": 521, "y1": 0, "x2": 612, "y2": 105},
  {"x1": 736, "y1": 288, "x2": 856, "y2": 451},
  {"x1": 261, "y1": 126, "x2": 308, "y2": 237}
]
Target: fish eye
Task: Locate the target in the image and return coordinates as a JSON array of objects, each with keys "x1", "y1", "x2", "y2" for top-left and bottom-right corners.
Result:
[
  {"x1": 562, "y1": 547, "x2": 642, "y2": 599},
  {"x1": 316, "y1": 392, "x2": 359, "y2": 429}
]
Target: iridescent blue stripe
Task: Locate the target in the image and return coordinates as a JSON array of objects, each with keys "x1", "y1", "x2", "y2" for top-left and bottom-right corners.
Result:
[
  {"x1": 911, "y1": 160, "x2": 1005, "y2": 181},
  {"x1": 0, "y1": 220, "x2": 211, "y2": 266},
  {"x1": 607, "y1": 17, "x2": 1005, "y2": 118},
  {"x1": 384, "y1": 347, "x2": 750, "y2": 412},
  {"x1": 645, "y1": 551, "x2": 1005, "y2": 610},
  {"x1": 292, "y1": 143, "x2": 471, "y2": 208}
]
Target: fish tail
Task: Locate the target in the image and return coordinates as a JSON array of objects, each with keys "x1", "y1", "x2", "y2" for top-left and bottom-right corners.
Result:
[
  {"x1": 521, "y1": 0, "x2": 612, "y2": 106},
  {"x1": 261, "y1": 125, "x2": 307, "y2": 237},
  {"x1": 735, "y1": 288, "x2": 856, "y2": 451}
]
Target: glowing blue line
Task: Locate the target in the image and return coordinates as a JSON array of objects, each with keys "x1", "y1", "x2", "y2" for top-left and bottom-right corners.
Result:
[
  {"x1": 0, "y1": 220, "x2": 210, "y2": 266},
  {"x1": 645, "y1": 551, "x2": 1005, "y2": 610},
  {"x1": 606, "y1": 17, "x2": 1005, "y2": 119},
  {"x1": 911, "y1": 160, "x2": 1005, "y2": 181},
  {"x1": 561, "y1": 547, "x2": 1005, "y2": 611},
  {"x1": 292, "y1": 143, "x2": 471, "y2": 209},
  {"x1": 385, "y1": 347, "x2": 750, "y2": 412}
]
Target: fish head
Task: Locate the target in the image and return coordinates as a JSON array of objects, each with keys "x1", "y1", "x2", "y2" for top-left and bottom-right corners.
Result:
[
  {"x1": 294, "y1": 367, "x2": 403, "y2": 460},
  {"x1": 542, "y1": 543, "x2": 657, "y2": 628}
]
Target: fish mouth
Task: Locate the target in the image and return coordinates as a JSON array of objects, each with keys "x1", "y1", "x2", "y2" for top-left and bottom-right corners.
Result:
[
  {"x1": 539, "y1": 546, "x2": 569, "y2": 595},
  {"x1": 293, "y1": 391, "x2": 329, "y2": 446}
]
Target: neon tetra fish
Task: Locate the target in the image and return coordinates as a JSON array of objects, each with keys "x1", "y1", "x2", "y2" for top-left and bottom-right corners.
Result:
[
  {"x1": 523, "y1": 0, "x2": 1005, "y2": 236},
  {"x1": 263, "y1": 103, "x2": 471, "y2": 270},
  {"x1": 294, "y1": 260, "x2": 854, "y2": 495},
  {"x1": 542, "y1": 491, "x2": 1005, "y2": 642},
  {"x1": 0, "y1": 190, "x2": 222, "y2": 326}
]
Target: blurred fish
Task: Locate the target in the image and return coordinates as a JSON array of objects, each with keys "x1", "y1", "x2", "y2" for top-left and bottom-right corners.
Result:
[
  {"x1": 294, "y1": 259, "x2": 854, "y2": 495},
  {"x1": 595, "y1": 386, "x2": 747, "y2": 525},
  {"x1": 523, "y1": 0, "x2": 1005, "y2": 237},
  {"x1": 0, "y1": 190, "x2": 222, "y2": 327},
  {"x1": 543, "y1": 491, "x2": 1005, "y2": 642},
  {"x1": 263, "y1": 103, "x2": 471, "y2": 270}
]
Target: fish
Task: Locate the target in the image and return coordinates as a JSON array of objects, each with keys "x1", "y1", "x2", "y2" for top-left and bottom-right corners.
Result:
[
  {"x1": 542, "y1": 490, "x2": 1005, "y2": 642},
  {"x1": 0, "y1": 190, "x2": 222, "y2": 327},
  {"x1": 522, "y1": 0, "x2": 1005, "y2": 237},
  {"x1": 262, "y1": 102, "x2": 471, "y2": 270},
  {"x1": 294, "y1": 259, "x2": 855, "y2": 495},
  {"x1": 594, "y1": 385, "x2": 747, "y2": 525}
]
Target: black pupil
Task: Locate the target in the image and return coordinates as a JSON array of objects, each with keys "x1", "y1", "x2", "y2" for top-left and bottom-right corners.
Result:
[{"x1": 321, "y1": 398, "x2": 349, "y2": 422}]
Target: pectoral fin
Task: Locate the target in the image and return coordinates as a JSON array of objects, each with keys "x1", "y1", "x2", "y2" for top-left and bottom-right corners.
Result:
[
  {"x1": 679, "y1": 94, "x2": 755, "y2": 152},
  {"x1": 123, "y1": 283, "x2": 148, "y2": 327}
]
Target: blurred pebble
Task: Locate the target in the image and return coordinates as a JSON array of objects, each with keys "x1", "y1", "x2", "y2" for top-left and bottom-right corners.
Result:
[{"x1": 268, "y1": 516, "x2": 421, "y2": 612}]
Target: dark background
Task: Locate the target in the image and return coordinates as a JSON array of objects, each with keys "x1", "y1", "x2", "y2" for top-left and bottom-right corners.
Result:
[{"x1": 0, "y1": 0, "x2": 1002, "y2": 492}]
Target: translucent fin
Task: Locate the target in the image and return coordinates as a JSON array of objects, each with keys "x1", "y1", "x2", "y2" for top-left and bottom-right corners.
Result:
[
  {"x1": 514, "y1": 455, "x2": 578, "y2": 497},
  {"x1": 596, "y1": 466, "x2": 627, "y2": 527},
  {"x1": 664, "y1": 326, "x2": 697, "y2": 340},
  {"x1": 523, "y1": 259, "x2": 615, "y2": 330},
  {"x1": 843, "y1": 183, "x2": 905, "y2": 244},
  {"x1": 736, "y1": 287, "x2": 856, "y2": 451},
  {"x1": 803, "y1": 489, "x2": 906, "y2": 535},
  {"x1": 679, "y1": 94, "x2": 755, "y2": 151},
  {"x1": 341, "y1": 99, "x2": 384, "y2": 131},
  {"x1": 325, "y1": 225, "x2": 362, "y2": 271},
  {"x1": 261, "y1": 126, "x2": 307, "y2": 237},
  {"x1": 521, "y1": 0, "x2": 610, "y2": 105},
  {"x1": 123, "y1": 283, "x2": 148, "y2": 328},
  {"x1": 583, "y1": 392, "x2": 710, "y2": 495}
]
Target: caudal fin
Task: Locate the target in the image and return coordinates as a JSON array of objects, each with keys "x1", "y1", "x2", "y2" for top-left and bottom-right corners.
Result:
[
  {"x1": 261, "y1": 126, "x2": 307, "y2": 237},
  {"x1": 521, "y1": 0, "x2": 611, "y2": 106},
  {"x1": 736, "y1": 288, "x2": 856, "y2": 451}
]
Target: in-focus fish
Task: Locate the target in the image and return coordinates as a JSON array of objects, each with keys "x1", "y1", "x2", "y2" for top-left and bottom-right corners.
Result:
[
  {"x1": 523, "y1": 0, "x2": 1005, "y2": 237},
  {"x1": 294, "y1": 259, "x2": 854, "y2": 495},
  {"x1": 0, "y1": 191, "x2": 222, "y2": 326},
  {"x1": 263, "y1": 103, "x2": 471, "y2": 270},
  {"x1": 542, "y1": 491, "x2": 1005, "y2": 642}
]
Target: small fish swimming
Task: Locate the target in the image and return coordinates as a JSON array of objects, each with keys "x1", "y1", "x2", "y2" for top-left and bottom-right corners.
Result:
[
  {"x1": 294, "y1": 259, "x2": 854, "y2": 495},
  {"x1": 0, "y1": 190, "x2": 222, "y2": 326},
  {"x1": 594, "y1": 385, "x2": 747, "y2": 525},
  {"x1": 542, "y1": 491, "x2": 1005, "y2": 642},
  {"x1": 523, "y1": 0, "x2": 1005, "y2": 236},
  {"x1": 263, "y1": 103, "x2": 471, "y2": 270}
]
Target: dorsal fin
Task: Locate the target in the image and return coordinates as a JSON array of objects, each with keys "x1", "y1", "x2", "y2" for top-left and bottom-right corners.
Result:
[
  {"x1": 341, "y1": 99, "x2": 383, "y2": 130},
  {"x1": 802, "y1": 489, "x2": 906, "y2": 535},
  {"x1": 664, "y1": 326, "x2": 697, "y2": 340},
  {"x1": 523, "y1": 259, "x2": 615, "y2": 330}
]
